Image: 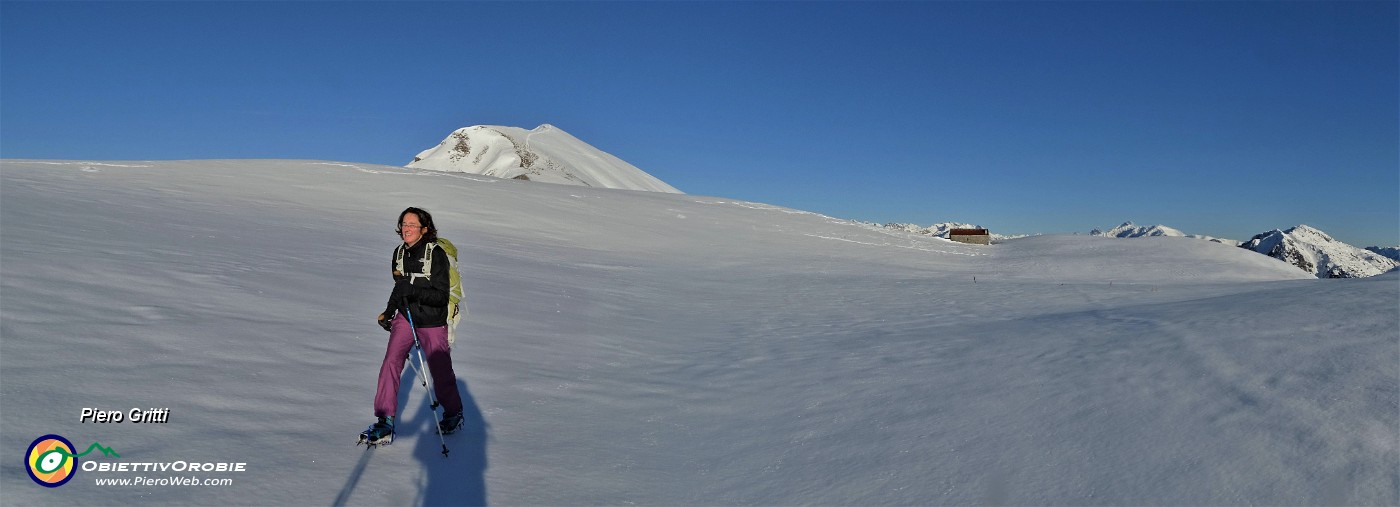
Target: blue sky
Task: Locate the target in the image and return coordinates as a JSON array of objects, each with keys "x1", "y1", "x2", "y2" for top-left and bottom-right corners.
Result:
[{"x1": 3, "y1": 1, "x2": 1396, "y2": 246}]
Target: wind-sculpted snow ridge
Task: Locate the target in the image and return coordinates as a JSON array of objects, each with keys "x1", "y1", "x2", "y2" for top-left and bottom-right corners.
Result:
[
  {"x1": 801, "y1": 232, "x2": 986, "y2": 257},
  {"x1": 407, "y1": 124, "x2": 681, "y2": 194},
  {"x1": 1241, "y1": 225, "x2": 1400, "y2": 278},
  {"x1": 16, "y1": 160, "x2": 155, "y2": 168}
]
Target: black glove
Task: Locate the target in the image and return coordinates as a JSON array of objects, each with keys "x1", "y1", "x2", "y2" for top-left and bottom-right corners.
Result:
[
  {"x1": 391, "y1": 278, "x2": 414, "y2": 304},
  {"x1": 377, "y1": 312, "x2": 393, "y2": 332}
]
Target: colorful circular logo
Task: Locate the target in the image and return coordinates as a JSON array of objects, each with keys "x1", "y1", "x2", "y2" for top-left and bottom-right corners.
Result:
[{"x1": 26, "y1": 434, "x2": 77, "y2": 488}]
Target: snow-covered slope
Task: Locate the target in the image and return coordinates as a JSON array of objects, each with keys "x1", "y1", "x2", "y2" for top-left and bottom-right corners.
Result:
[
  {"x1": 407, "y1": 124, "x2": 681, "y2": 193},
  {"x1": 1240, "y1": 225, "x2": 1399, "y2": 278},
  {"x1": 1, "y1": 160, "x2": 1394, "y2": 506}
]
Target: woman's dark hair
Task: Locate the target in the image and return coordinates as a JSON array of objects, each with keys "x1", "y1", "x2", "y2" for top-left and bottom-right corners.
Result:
[{"x1": 396, "y1": 207, "x2": 438, "y2": 243}]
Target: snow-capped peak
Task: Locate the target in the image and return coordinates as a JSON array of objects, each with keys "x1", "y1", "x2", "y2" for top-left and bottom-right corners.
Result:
[
  {"x1": 1090, "y1": 221, "x2": 1187, "y2": 238},
  {"x1": 1240, "y1": 224, "x2": 1400, "y2": 278},
  {"x1": 407, "y1": 124, "x2": 682, "y2": 194},
  {"x1": 1089, "y1": 221, "x2": 1238, "y2": 244}
]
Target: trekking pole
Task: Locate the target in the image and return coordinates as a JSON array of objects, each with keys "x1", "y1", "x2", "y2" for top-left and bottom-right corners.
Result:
[
  {"x1": 400, "y1": 300, "x2": 441, "y2": 410},
  {"x1": 401, "y1": 299, "x2": 451, "y2": 458},
  {"x1": 406, "y1": 361, "x2": 436, "y2": 408},
  {"x1": 404, "y1": 353, "x2": 439, "y2": 410}
]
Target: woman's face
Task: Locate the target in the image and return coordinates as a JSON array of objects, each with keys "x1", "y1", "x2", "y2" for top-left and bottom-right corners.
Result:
[{"x1": 400, "y1": 213, "x2": 425, "y2": 246}]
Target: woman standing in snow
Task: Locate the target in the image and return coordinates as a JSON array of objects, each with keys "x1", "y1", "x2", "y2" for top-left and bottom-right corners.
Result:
[{"x1": 361, "y1": 207, "x2": 464, "y2": 446}]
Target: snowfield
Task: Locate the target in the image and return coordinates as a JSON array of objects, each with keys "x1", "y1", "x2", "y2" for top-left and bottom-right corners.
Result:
[{"x1": 1, "y1": 160, "x2": 1395, "y2": 506}]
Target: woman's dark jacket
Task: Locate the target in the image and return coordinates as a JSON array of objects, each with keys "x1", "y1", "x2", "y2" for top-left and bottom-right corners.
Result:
[{"x1": 388, "y1": 240, "x2": 451, "y2": 328}]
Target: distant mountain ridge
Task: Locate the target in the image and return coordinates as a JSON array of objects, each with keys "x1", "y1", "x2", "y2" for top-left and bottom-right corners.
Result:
[
  {"x1": 1091, "y1": 221, "x2": 1234, "y2": 244},
  {"x1": 1091, "y1": 221, "x2": 1187, "y2": 238},
  {"x1": 1366, "y1": 246, "x2": 1400, "y2": 262},
  {"x1": 1240, "y1": 225, "x2": 1399, "y2": 278},
  {"x1": 1089, "y1": 221, "x2": 1397, "y2": 278},
  {"x1": 880, "y1": 222, "x2": 1029, "y2": 242},
  {"x1": 408, "y1": 124, "x2": 681, "y2": 194},
  {"x1": 404, "y1": 127, "x2": 1395, "y2": 277},
  {"x1": 883, "y1": 222, "x2": 983, "y2": 237}
]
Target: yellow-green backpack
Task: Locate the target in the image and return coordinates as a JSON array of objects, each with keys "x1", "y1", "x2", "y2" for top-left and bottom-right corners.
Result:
[{"x1": 394, "y1": 238, "x2": 466, "y2": 345}]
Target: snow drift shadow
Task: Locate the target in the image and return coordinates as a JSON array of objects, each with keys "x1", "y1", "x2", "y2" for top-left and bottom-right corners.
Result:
[{"x1": 415, "y1": 377, "x2": 489, "y2": 506}]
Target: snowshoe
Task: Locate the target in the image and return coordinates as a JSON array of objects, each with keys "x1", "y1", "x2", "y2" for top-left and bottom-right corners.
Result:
[
  {"x1": 439, "y1": 412, "x2": 463, "y2": 435},
  {"x1": 357, "y1": 416, "x2": 394, "y2": 447}
]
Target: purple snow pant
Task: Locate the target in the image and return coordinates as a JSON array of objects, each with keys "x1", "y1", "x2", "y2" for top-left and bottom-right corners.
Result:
[{"x1": 374, "y1": 314, "x2": 463, "y2": 418}]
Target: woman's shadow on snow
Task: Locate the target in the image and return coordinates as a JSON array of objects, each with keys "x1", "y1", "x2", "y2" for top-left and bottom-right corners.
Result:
[
  {"x1": 331, "y1": 361, "x2": 489, "y2": 507},
  {"x1": 409, "y1": 376, "x2": 489, "y2": 506}
]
